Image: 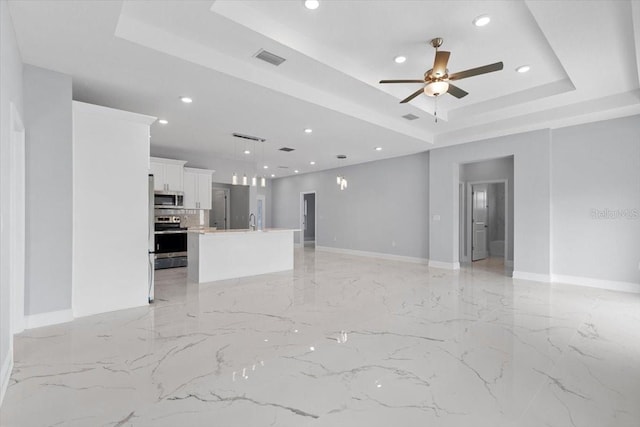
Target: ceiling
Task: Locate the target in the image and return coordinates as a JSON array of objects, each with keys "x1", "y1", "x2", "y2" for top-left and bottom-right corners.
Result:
[{"x1": 8, "y1": 0, "x2": 640, "y2": 178}]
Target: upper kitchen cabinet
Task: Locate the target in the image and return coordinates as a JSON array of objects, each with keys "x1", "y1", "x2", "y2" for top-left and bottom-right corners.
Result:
[
  {"x1": 150, "y1": 157, "x2": 187, "y2": 192},
  {"x1": 183, "y1": 167, "x2": 214, "y2": 209}
]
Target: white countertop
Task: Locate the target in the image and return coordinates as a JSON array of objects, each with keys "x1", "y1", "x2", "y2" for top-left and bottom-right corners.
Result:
[{"x1": 188, "y1": 227, "x2": 299, "y2": 234}]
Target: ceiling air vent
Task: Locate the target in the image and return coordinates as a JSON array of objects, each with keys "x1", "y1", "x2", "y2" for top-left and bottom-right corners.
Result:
[
  {"x1": 279, "y1": 147, "x2": 295, "y2": 152},
  {"x1": 402, "y1": 113, "x2": 420, "y2": 121},
  {"x1": 254, "y1": 49, "x2": 286, "y2": 66},
  {"x1": 336, "y1": 154, "x2": 347, "y2": 159},
  {"x1": 232, "y1": 132, "x2": 266, "y2": 142},
  {"x1": 278, "y1": 166, "x2": 289, "y2": 169}
]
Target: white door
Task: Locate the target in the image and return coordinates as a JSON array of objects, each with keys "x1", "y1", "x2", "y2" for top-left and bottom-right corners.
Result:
[{"x1": 472, "y1": 184, "x2": 488, "y2": 261}]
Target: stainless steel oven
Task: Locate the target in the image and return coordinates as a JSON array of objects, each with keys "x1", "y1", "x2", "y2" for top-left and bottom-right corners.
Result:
[{"x1": 154, "y1": 215, "x2": 187, "y2": 269}]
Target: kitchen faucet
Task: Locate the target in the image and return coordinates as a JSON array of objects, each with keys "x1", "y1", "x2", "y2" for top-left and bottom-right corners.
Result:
[{"x1": 249, "y1": 213, "x2": 256, "y2": 231}]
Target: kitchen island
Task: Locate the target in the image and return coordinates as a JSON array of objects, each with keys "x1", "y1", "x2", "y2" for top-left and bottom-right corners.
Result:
[{"x1": 187, "y1": 228, "x2": 297, "y2": 283}]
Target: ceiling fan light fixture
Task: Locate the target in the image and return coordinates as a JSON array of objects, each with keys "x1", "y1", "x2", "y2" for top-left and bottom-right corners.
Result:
[
  {"x1": 424, "y1": 81, "x2": 450, "y2": 97},
  {"x1": 304, "y1": 0, "x2": 319, "y2": 10},
  {"x1": 473, "y1": 15, "x2": 491, "y2": 27},
  {"x1": 516, "y1": 65, "x2": 531, "y2": 73}
]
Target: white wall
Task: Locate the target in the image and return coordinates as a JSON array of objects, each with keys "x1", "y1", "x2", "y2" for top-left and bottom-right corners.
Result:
[
  {"x1": 23, "y1": 65, "x2": 73, "y2": 318},
  {"x1": 72, "y1": 102, "x2": 155, "y2": 317},
  {"x1": 429, "y1": 130, "x2": 551, "y2": 276},
  {"x1": 551, "y1": 115, "x2": 640, "y2": 288},
  {"x1": 0, "y1": 0, "x2": 23, "y2": 405},
  {"x1": 272, "y1": 152, "x2": 429, "y2": 260}
]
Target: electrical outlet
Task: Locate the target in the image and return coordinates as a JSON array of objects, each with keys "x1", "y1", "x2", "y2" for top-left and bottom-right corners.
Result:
[
  {"x1": 391, "y1": 241, "x2": 396, "y2": 247},
  {"x1": 333, "y1": 236, "x2": 337, "y2": 242},
  {"x1": 432, "y1": 214, "x2": 441, "y2": 221}
]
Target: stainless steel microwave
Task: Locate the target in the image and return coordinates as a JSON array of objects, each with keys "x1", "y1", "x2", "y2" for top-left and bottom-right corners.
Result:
[{"x1": 154, "y1": 192, "x2": 184, "y2": 209}]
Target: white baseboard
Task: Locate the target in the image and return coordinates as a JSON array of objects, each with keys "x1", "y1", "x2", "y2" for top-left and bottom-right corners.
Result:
[
  {"x1": 316, "y1": 246, "x2": 428, "y2": 264},
  {"x1": 0, "y1": 343, "x2": 13, "y2": 407},
  {"x1": 428, "y1": 260, "x2": 461, "y2": 270},
  {"x1": 513, "y1": 271, "x2": 551, "y2": 283},
  {"x1": 552, "y1": 274, "x2": 640, "y2": 294},
  {"x1": 25, "y1": 309, "x2": 74, "y2": 330}
]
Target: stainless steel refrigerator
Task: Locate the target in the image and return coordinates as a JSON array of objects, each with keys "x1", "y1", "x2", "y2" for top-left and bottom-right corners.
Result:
[{"x1": 148, "y1": 174, "x2": 155, "y2": 302}]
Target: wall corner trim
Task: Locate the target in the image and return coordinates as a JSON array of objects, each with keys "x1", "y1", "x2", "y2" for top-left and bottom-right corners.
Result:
[
  {"x1": 551, "y1": 274, "x2": 640, "y2": 294},
  {"x1": 316, "y1": 246, "x2": 428, "y2": 264},
  {"x1": 25, "y1": 309, "x2": 74, "y2": 330},
  {"x1": 513, "y1": 271, "x2": 552, "y2": 283},
  {"x1": 0, "y1": 344, "x2": 14, "y2": 406},
  {"x1": 428, "y1": 260, "x2": 461, "y2": 270}
]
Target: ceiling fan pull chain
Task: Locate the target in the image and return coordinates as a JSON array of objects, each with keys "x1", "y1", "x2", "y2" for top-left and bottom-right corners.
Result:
[{"x1": 434, "y1": 96, "x2": 438, "y2": 123}]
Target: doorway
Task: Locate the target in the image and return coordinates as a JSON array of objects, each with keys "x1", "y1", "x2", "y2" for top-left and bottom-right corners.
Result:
[
  {"x1": 210, "y1": 188, "x2": 230, "y2": 230},
  {"x1": 9, "y1": 103, "x2": 25, "y2": 334},
  {"x1": 300, "y1": 191, "x2": 316, "y2": 248},
  {"x1": 465, "y1": 180, "x2": 508, "y2": 268}
]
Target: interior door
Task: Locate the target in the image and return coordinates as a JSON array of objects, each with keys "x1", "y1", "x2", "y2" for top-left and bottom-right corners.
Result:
[
  {"x1": 472, "y1": 184, "x2": 489, "y2": 261},
  {"x1": 211, "y1": 188, "x2": 228, "y2": 229}
]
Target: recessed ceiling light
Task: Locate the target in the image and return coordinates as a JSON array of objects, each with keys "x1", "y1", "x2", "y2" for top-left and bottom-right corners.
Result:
[
  {"x1": 472, "y1": 15, "x2": 491, "y2": 27},
  {"x1": 180, "y1": 96, "x2": 193, "y2": 103},
  {"x1": 271, "y1": 174, "x2": 276, "y2": 177},
  {"x1": 394, "y1": 56, "x2": 406, "y2": 64},
  {"x1": 516, "y1": 65, "x2": 531, "y2": 73},
  {"x1": 375, "y1": 147, "x2": 382, "y2": 151},
  {"x1": 309, "y1": 161, "x2": 316, "y2": 165},
  {"x1": 304, "y1": 0, "x2": 319, "y2": 10},
  {"x1": 158, "y1": 119, "x2": 168, "y2": 125},
  {"x1": 263, "y1": 165, "x2": 268, "y2": 169},
  {"x1": 304, "y1": 128, "x2": 313, "y2": 134},
  {"x1": 244, "y1": 150, "x2": 251, "y2": 154},
  {"x1": 294, "y1": 170, "x2": 299, "y2": 173}
]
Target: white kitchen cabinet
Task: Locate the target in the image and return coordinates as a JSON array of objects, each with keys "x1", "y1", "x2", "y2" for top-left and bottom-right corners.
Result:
[
  {"x1": 72, "y1": 101, "x2": 156, "y2": 317},
  {"x1": 150, "y1": 157, "x2": 186, "y2": 192},
  {"x1": 184, "y1": 167, "x2": 213, "y2": 209}
]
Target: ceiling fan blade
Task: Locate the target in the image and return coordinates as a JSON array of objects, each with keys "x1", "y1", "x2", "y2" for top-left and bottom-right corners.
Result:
[
  {"x1": 400, "y1": 87, "x2": 424, "y2": 103},
  {"x1": 379, "y1": 79, "x2": 424, "y2": 84},
  {"x1": 449, "y1": 62, "x2": 504, "y2": 81},
  {"x1": 432, "y1": 51, "x2": 450, "y2": 78},
  {"x1": 447, "y1": 83, "x2": 468, "y2": 99}
]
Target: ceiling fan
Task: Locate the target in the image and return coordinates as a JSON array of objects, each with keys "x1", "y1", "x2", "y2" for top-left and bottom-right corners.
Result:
[{"x1": 380, "y1": 38, "x2": 504, "y2": 103}]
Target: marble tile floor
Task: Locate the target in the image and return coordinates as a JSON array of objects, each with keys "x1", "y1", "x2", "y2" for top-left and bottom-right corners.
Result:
[{"x1": 2, "y1": 248, "x2": 639, "y2": 426}]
